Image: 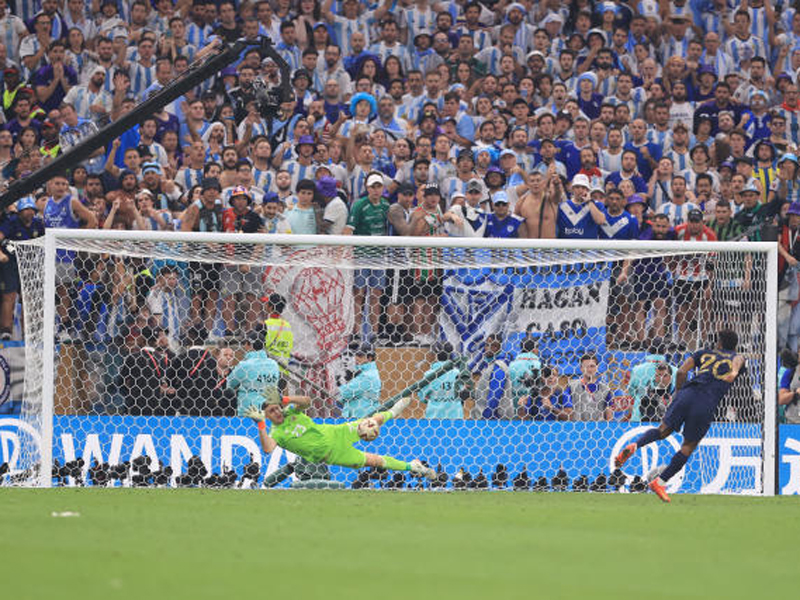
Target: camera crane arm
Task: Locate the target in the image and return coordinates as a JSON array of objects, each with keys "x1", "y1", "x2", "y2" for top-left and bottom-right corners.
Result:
[{"x1": 0, "y1": 36, "x2": 292, "y2": 213}]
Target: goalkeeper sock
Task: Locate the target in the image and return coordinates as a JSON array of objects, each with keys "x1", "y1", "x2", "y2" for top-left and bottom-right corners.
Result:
[
  {"x1": 635, "y1": 427, "x2": 662, "y2": 448},
  {"x1": 388, "y1": 397, "x2": 412, "y2": 419},
  {"x1": 660, "y1": 451, "x2": 689, "y2": 482},
  {"x1": 380, "y1": 456, "x2": 410, "y2": 471}
]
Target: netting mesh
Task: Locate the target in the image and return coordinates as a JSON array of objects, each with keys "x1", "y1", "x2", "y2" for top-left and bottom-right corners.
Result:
[{"x1": 5, "y1": 234, "x2": 770, "y2": 494}]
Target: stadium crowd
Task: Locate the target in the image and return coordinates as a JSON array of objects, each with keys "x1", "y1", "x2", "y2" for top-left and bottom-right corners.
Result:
[{"x1": 1, "y1": 0, "x2": 800, "y2": 420}]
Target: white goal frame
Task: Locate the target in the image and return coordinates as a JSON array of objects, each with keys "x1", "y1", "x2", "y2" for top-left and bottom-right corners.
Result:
[{"x1": 32, "y1": 229, "x2": 779, "y2": 494}]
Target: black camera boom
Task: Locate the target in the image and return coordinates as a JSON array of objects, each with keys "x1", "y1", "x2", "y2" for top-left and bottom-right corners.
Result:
[{"x1": 0, "y1": 36, "x2": 292, "y2": 212}]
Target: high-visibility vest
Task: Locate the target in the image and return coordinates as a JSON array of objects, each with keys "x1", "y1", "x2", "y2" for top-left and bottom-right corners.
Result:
[
  {"x1": 39, "y1": 142, "x2": 59, "y2": 159},
  {"x1": 3, "y1": 85, "x2": 22, "y2": 112},
  {"x1": 263, "y1": 315, "x2": 293, "y2": 366}
]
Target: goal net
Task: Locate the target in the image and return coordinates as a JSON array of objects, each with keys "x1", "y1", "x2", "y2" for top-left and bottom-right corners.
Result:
[{"x1": 5, "y1": 231, "x2": 777, "y2": 495}]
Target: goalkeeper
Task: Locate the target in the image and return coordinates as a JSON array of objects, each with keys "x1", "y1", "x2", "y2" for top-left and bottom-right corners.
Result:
[{"x1": 244, "y1": 391, "x2": 436, "y2": 478}]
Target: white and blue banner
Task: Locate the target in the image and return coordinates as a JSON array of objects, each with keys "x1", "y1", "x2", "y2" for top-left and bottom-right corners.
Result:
[
  {"x1": 779, "y1": 424, "x2": 800, "y2": 495},
  {"x1": 0, "y1": 416, "x2": 779, "y2": 494},
  {"x1": 440, "y1": 265, "x2": 611, "y2": 375}
]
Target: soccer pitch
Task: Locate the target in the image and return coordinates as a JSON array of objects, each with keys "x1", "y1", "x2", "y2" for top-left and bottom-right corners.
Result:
[{"x1": 1, "y1": 489, "x2": 796, "y2": 600}]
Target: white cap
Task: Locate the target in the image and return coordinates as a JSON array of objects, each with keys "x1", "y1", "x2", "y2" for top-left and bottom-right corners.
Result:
[
  {"x1": 542, "y1": 12, "x2": 564, "y2": 25},
  {"x1": 366, "y1": 173, "x2": 384, "y2": 188},
  {"x1": 572, "y1": 174, "x2": 590, "y2": 189}
]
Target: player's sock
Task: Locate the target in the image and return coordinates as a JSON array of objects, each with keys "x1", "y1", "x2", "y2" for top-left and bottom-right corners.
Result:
[
  {"x1": 380, "y1": 456, "x2": 411, "y2": 471},
  {"x1": 635, "y1": 427, "x2": 662, "y2": 448},
  {"x1": 388, "y1": 396, "x2": 412, "y2": 419},
  {"x1": 659, "y1": 451, "x2": 689, "y2": 482}
]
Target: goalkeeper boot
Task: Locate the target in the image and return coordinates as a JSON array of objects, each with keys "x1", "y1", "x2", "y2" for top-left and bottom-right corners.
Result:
[
  {"x1": 648, "y1": 479, "x2": 671, "y2": 503},
  {"x1": 614, "y1": 443, "x2": 637, "y2": 468},
  {"x1": 409, "y1": 459, "x2": 436, "y2": 480}
]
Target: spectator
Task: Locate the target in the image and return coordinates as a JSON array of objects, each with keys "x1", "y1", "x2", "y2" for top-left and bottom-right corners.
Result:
[
  {"x1": 0, "y1": 196, "x2": 45, "y2": 339},
  {"x1": 659, "y1": 175, "x2": 699, "y2": 227},
  {"x1": 600, "y1": 188, "x2": 639, "y2": 240},
  {"x1": 514, "y1": 169, "x2": 558, "y2": 238},
  {"x1": 285, "y1": 178, "x2": 318, "y2": 235},
  {"x1": 734, "y1": 181, "x2": 783, "y2": 240},
  {"x1": 606, "y1": 149, "x2": 648, "y2": 195},
  {"x1": 317, "y1": 176, "x2": 348, "y2": 235},
  {"x1": 146, "y1": 265, "x2": 188, "y2": 351},
  {"x1": 674, "y1": 209, "x2": 717, "y2": 349},
  {"x1": 344, "y1": 171, "x2": 389, "y2": 340},
  {"x1": 42, "y1": 173, "x2": 97, "y2": 340},
  {"x1": 220, "y1": 186, "x2": 264, "y2": 337},
  {"x1": 32, "y1": 40, "x2": 77, "y2": 113},
  {"x1": 483, "y1": 191, "x2": 526, "y2": 238},
  {"x1": 708, "y1": 199, "x2": 744, "y2": 241},
  {"x1": 556, "y1": 173, "x2": 607, "y2": 239},
  {"x1": 385, "y1": 182, "x2": 415, "y2": 344},
  {"x1": 181, "y1": 177, "x2": 223, "y2": 336},
  {"x1": 408, "y1": 184, "x2": 459, "y2": 343},
  {"x1": 262, "y1": 192, "x2": 292, "y2": 234}
]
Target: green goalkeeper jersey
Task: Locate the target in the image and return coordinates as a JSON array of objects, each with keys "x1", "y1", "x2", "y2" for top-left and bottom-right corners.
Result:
[{"x1": 269, "y1": 407, "x2": 331, "y2": 463}]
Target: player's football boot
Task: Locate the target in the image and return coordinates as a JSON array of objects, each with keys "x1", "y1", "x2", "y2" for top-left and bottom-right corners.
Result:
[
  {"x1": 648, "y1": 479, "x2": 671, "y2": 503},
  {"x1": 614, "y1": 443, "x2": 637, "y2": 468},
  {"x1": 409, "y1": 459, "x2": 436, "y2": 480}
]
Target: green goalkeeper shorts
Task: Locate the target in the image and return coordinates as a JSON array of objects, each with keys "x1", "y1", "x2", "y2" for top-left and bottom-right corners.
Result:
[{"x1": 322, "y1": 421, "x2": 367, "y2": 469}]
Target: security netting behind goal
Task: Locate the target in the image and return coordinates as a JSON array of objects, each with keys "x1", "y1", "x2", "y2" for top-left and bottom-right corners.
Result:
[{"x1": 6, "y1": 232, "x2": 776, "y2": 494}]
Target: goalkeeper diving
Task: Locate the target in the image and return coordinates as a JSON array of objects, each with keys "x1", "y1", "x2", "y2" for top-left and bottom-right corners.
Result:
[{"x1": 244, "y1": 389, "x2": 436, "y2": 478}]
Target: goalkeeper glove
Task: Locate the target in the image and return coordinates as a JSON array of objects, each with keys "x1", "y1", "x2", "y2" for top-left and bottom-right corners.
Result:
[
  {"x1": 262, "y1": 386, "x2": 282, "y2": 406},
  {"x1": 244, "y1": 405, "x2": 265, "y2": 423}
]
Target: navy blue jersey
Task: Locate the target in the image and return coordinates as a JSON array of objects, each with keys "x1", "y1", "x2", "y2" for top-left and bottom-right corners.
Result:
[
  {"x1": 483, "y1": 213, "x2": 525, "y2": 238},
  {"x1": 685, "y1": 348, "x2": 739, "y2": 403},
  {"x1": 599, "y1": 212, "x2": 639, "y2": 240},
  {"x1": 557, "y1": 199, "x2": 606, "y2": 239},
  {"x1": 0, "y1": 214, "x2": 45, "y2": 242},
  {"x1": 663, "y1": 348, "x2": 741, "y2": 441}
]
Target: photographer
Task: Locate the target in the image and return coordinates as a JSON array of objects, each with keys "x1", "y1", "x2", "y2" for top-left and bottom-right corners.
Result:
[
  {"x1": 419, "y1": 343, "x2": 463, "y2": 419},
  {"x1": 508, "y1": 336, "x2": 542, "y2": 407},
  {"x1": 470, "y1": 333, "x2": 512, "y2": 419},
  {"x1": 166, "y1": 324, "x2": 218, "y2": 415},
  {"x1": 627, "y1": 340, "x2": 677, "y2": 422},
  {"x1": 636, "y1": 363, "x2": 675, "y2": 423},
  {"x1": 338, "y1": 343, "x2": 381, "y2": 419},
  {"x1": 118, "y1": 325, "x2": 174, "y2": 416},
  {"x1": 517, "y1": 366, "x2": 572, "y2": 421},
  {"x1": 226, "y1": 332, "x2": 280, "y2": 416}
]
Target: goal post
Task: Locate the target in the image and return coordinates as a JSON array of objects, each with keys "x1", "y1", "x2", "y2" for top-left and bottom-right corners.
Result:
[{"x1": 9, "y1": 229, "x2": 778, "y2": 495}]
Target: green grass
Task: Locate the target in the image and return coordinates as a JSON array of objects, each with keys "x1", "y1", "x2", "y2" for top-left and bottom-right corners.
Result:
[{"x1": 1, "y1": 490, "x2": 797, "y2": 600}]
